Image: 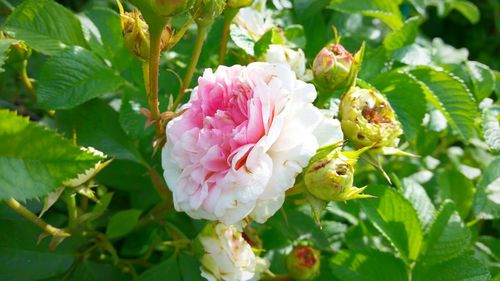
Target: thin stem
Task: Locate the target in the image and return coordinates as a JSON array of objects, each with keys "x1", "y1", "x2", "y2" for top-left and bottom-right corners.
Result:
[
  {"x1": 6, "y1": 198, "x2": 70, "y2": 237},
  {"x1": 147, "y1": 26, "x2": 165, "y2": 140},
  {"x1": 20, "y1": 60, "x2": 35, "y2": 98},
  {"x1": 218, "y1": 9, "x2": 239, "y2": 65},
  {"x1": 173, "y1": 23, "x2": 209, "y2": 109},
  {"x1": 148, "y1": 165, "x2": 173, "y2": 207},
  {"x1": 63, "y1": 192, "x2": 78, "y2": 229}
]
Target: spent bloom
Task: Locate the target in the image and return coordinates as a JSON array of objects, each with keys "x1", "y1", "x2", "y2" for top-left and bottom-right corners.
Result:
[
  {"x1": 286, "y1": 244, "x2": 321, "y2": 280},
  {"x1": 340, "y1": 87, "x2": 402, "y2": 149},
  {"x1": 196, "y1": 223, "x2": 265, "y2": 281},
  {"x1": 162, "y1": 62, "x2": 342, "y2": 225}
]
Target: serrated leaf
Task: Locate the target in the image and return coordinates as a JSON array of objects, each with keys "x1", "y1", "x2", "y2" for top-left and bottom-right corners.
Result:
[
  {"x1": 383, "y1": 17, "x2": 421, "y2": 51},
  {"x1": 438, "y1": 170, "x2": 475, "y2": 219},
  {"x1": 414, "y1": 255, "x2": 490, "y2": 281},
  {"x1": 401, "y1": 178, "x2": 435, "y2": 232},
  {"x1": 330, "y1": 249, "x2": 407, "y2": 281},
  {"x1": 410, "y1": 66, "x2": 478, "y2": 141},
  {"x1": 55, "y1": 99, "x2": 145, "y2": 164},
  {"x1": 0, "y1": 39, "x2": 18, "y2": 72},
  {"x1": 465, "y1": 61, "x2": 496, "y2": 102},
  {"x1": 361, "y1": 185, "x2": 423, "y2": 263},
  {"x1": 419, "y1": 200, "x2": 471, "y2": 265},
  {"x1": 3, "y1": 0, "x2": 87, "y2": 55},
  {"x1": 137, "y1": 256, "x2": 180, "y2": 281},
  {"x1": 392, "y1": 44, "x2": 431, "y2": 66},
  {"x1": 473, "y1": 157, "x2": 500, "y2": 220},
  {"x1": 106, "y1": 209, "x2": 142, "y2": 239},
  {"x1": 37, "y1": 46, "x2": 124, "y2": 110},
  {"x1": 327, "y1": 0, "x2": 404, "y2": 30},
  {"x1": 0, "y1": 110, "x2": 103, "y2": 201},
  {"x1": 482, "y1": 105, "x2": 500, "y2": 152},
  {"x1": 371, "y1": 71, "x2": 427, "y2": 140},
  {"x1": 254, "y1": 28, "x2": 284, "y2": 57},
  {"x1": 230, "y1": 24, "x2": 255, "y2": 56}
]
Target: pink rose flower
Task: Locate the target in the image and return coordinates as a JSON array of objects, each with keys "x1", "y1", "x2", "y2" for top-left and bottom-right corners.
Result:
[{"x1": 162, "y1": 62, "x2": 342, "y2": 225}]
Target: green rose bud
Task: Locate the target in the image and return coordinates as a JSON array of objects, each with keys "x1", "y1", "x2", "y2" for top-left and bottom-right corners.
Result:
[
  {"x1": 313, "y1": 43, "x2": 353, "y2": 92},
  {"x1": 304, "y1": 144, "x2": 371, "y2": 202},
  {"x1": 227, "y1": 0, "x2": 253, "y2": 9},
  {"x1": 286, "y1": 245, "x2": 321, "y2": 280},
  {"x1": 150, "y1": 0, "x2": 198, "y2": 17},
  {"x1": 340, "y1": 87, "x2": 403, "y2": 149},
  {"x1": 191, "y1": 0, "x2": 226, "y2": 26}
]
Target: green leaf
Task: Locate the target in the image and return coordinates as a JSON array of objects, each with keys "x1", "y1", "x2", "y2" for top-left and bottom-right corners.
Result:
[
  {"x1": 0, "y1": 110, "x2": 103, "y2": 201},
  {"x1": 438, "y1": 170, "x2": 475, "y2": 219},
  {"x1": 361, "y1": 185, "x2": 423, "y2": 263},
  {"x1": 106, "y1": 209, "x2": 142, "y2": 239},
  {"x1": 451, "y1": 0, "x2": 480, "y2": 24},
  {"x1": 383, "y1": 17, "x2": 421, "y2": 51},
  {"x1": 473, "y1": 157, "x2": 500, "y2": 220},
  {"x1": 37, "y1": 46, "x2": 124, "y2": 110},
  {"x1": 327, "y1": 0, "x2": 404, "y2": 30},
  {"x1": 330, "y1": 249, "x2": 407, "y2": 281},
  {"x1": 401, "y1": 178, "x2": 435, "y2": 232},
  {"x1": 55, "y1": 99, "x2": 145, "y2": 164},
  {"x1": 414, "y1": 255, "x2": 490, "y2": 281},
  {"x1": 371, "y1": 71, "x2": 427, "y2": 140},
  {"x1": 254, "y1": 28, "x2": 284, "y2": 58},
  {"x1": 137, "y1": 256, "x2": 181, "y2": 281},
  {"x1": 482, "y1": 105, "x2": 500, "y2": 152},
  {"x1": 419, "y1": 200, "x2": 471, "y2": 265},
  {"x1": 66, "y1": 261, "x2": 129, "y2": 281},
  {"x1": 0, "y1": 218, "x2": 78, "y2": 281},
  {"x1": 410, "y1": 66, "x2": 478, "y2": 141},
  {"x1": 392, "y1": 44, "x2": 431, "y2": 66},
  {"x1": 284, "y1": 25, "x2": 306, "y2": 49},
  {"x1": 179, "y1": 254, "x2": 205, "y2": 281},
  {"x1": 465, "y1": 61, "x2": 496, "y2": 102},
  {"x1": 230, "y1": 24, "x2": 255, "y2": 56},
  {"x1": 0, "y1": 39, "x2": 18, "y2": 72},
  {"x1": 3, "y1": 0, "x2": 87, "y2": 55}
]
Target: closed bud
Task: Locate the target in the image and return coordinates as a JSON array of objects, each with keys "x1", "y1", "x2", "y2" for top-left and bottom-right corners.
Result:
[
  {"x1": 191, "y1": 0, "x2": 226, "y2": 26},
  {"x1": 313, "y1": 43, "x2": 353, "y2": 92},
  {"x1": 150, "y1": 0, "x2": 198, "y2": 17},
  {"x1": 227, "y1": 0, "x2": 253, "y2": 9},
  {"x1": 286, "y1": 244, "x2": 321, "y2": 280},
  {"x1": 304, "y1": 144, "x2": 371, "y2": 201},
  {"x1": 340, "y1": 87, "x2": 403, "y2": 149}
]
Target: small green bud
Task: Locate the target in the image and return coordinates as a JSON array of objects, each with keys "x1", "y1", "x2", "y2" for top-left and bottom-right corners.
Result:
[
  {"x1": 304, "y1": 144, "x2": 371, "y2": 202},
  {"x1": 191, "y1": 0, "x2": 226, "y2": 26},
  {"x1": 339, "y1": 87, "x2": 403, "y2": 149},
  {"x1": 313, "y1": 43, "x2": 353, "y2": 92},
  {"x1": 227, "y1": 0, "x2": 253, "y2": 9},
  {"x1": 150, "y1": 0, "x2": 198, "y2": 17},
  {"x1": 286, "y1": 245, "x2": 321, "y2": 280}
]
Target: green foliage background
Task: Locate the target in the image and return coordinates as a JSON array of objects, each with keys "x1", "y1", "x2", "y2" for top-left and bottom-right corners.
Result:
[{"x1": 0, "y1": 0, "x2": 499, "y2": 280}]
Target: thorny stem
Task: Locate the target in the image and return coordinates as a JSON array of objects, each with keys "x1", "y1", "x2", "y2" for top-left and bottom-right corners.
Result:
[
  {"x1": 6, "y1": 198, "x2": 70, "y2": 237},
  {"x1": 218, "y1": 9, "x2": 239, "y2": 65},
  {"x1": 173, "y1": 23, "x2": 209, "y2": 110}
]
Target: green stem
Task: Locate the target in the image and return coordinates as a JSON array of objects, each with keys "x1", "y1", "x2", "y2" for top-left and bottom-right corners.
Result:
[
  {"x1": 219, "y1": 9, "x2": 239, "y2": 65},
  {"x1": 173, "y1": 23, "x2": 209, "y2": 109},
  {"x1": 147, "y1": 165, "x2": 172, "y2": 206},
  {"x1": 6, "y1": 198, "x2": 70, "y2": 237},
  {"x1": 63, "y1": 192, "x2": 78, "y2": 229},
  {"x1": 20, "y1": 60, "x2": 36, "y2": 98}
]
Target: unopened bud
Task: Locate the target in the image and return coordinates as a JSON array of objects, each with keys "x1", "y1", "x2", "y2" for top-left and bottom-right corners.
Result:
[
  {"x1": 286, "y1": 245, "x2": 321, "y2": 280},
  {"x1": 304, "y1": 144, "x2": 371, "y2": 201},
  {"x1": 340, "y1": 87, "x2": 403, "y2": 149},
  {"x1": 227, "y1": 0, "x2": 253, "y2": 9},
  {"x1": 313, "y1": 43, "x2": 353, "y2": 92},
  {"x1": 191, "y1": 0, "x2": 226, "y2": 26},
  {"x1": 150, "y1": 0, "x2": 198, "y2": 17}
]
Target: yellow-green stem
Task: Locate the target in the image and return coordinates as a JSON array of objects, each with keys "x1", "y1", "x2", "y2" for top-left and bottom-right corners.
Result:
[
  {"x1": 63, "y1": 192, "x2": 78, "y2": 229},
  {"x1": 6, "y1": 198, "x2": 70, "y2": 237},
  {"x1": 173, "y1": 23, "x2": 209, "y2": 109},
  {"x1": 20, "y1": 60, "x2": 35, "y2": 98},
  {"x1": 142, "y1": 62, "x2": 150, "y2": 95},
  {"x1": 219, "y1": 9, "x2": 239, "y2": 65},
  {"x1": 148, "y1": 27, "x2": 164, "y2": 139}
]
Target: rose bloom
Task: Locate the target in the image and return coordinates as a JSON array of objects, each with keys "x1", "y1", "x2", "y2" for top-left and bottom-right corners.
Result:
[{"x1": 162, "y1": 62, "x2": 342, "y2": 225}]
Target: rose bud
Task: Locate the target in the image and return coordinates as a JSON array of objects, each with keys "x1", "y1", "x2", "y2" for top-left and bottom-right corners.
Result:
[
  {"x1": 194, "y1": 223, "x2": 259, "y2": 281},
  {"x1": 304, "y1": 144, "x2": 371, "y2": 201},
  {"x1": 286, "y1": 244, "x2": 321, "y2": 280},
  {"x1": 340, "y1": 87, "x2": 403, "y2": 149},
  {"x1": 150, "y1": 0, "x2": 198, "y2": 17},
  {"x1": 191, "y1": 0, "x2": 226, "y2": 26},
  {"x1": 227, "y1": 0, "x2": 254, "y2": 9},
  {"x1": 120, "y1": 9, "x2": 151, "y2": 60},
  {"x1": 313, "y1": 43, "x2": 354, "y2": 92}
]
